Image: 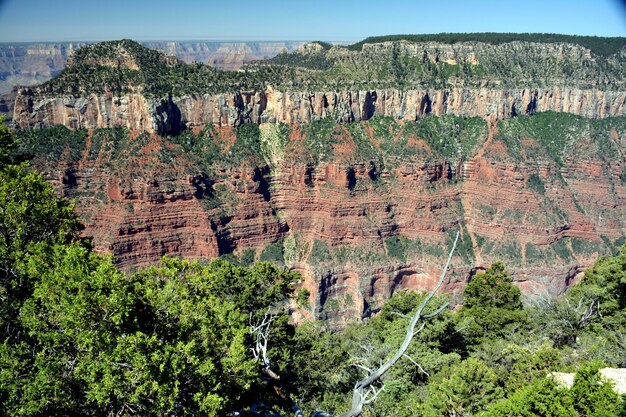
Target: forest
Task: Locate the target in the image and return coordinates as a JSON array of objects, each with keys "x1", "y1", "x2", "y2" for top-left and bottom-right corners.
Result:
[
  {"x1": 345, "y1": 33, "x2": 626, "y2": 57},
  {"x1": 36, "y1": 34, "x2": 625, "y2": 99},
  {"x1": 1, "y1": 118, "x2": 626, "y2": 417}
]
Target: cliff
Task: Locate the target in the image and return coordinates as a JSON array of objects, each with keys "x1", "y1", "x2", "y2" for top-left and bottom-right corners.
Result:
[
  {"x1": 12, "y1": 38, "x2": 626, "y2": 132},
  {"x1": 13, "y1": 86, "x2": 626, "y2": 133},
  {"x1": 17, "y1": 113, "x2": 626, "y2": 326},
  {"x1": 10, "y1": 37, "x2": 626, "y2": 325}
]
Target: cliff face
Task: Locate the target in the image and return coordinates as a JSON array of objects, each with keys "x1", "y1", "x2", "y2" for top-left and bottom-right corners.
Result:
[
  {"x1": 13, "y1": 92, "x2": 155, "y2": 131},
  {"x1": 12, "y1": 38, "x2": 626, "y2": 132},
  {"x1": 24, "y1": 115, "x2": 626, "y2": 326},
  {"x1": 11, "y1": 38, "x2": 626, "y2": 326},
  {"x1": 13, "y1": 86, "x2": 626, "y2": 133}
]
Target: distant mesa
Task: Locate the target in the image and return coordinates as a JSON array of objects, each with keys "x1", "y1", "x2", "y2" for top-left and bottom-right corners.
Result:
[
  {"x1": 8, "y1": 34, "x2": 625, "y2": 132},
  {"x1": 0, "y1": 39, "x2": 306, "y2": 95}
]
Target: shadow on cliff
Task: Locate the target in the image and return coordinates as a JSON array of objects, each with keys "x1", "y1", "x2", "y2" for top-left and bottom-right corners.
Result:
[{"x1": 154, "y1": 97, "x2": 184, "y2": 135}]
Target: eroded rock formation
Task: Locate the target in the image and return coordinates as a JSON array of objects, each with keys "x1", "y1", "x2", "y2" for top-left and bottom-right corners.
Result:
[
  {"x1": 13, "y1": 87, "x2": 626, "y2": 133},
  {"x1": 11, "y1": 38, "x2": 626, "y2": 326},
  {"x1": 31, "y1": 120, "x2": 626, "y2": 326}
]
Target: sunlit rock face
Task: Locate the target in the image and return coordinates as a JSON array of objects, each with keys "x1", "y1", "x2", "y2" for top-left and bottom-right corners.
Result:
[{"x1": 12, "y1": 38, "x2": 626, "y2": 325}]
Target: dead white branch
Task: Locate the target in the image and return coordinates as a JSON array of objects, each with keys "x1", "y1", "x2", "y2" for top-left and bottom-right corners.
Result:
[
  {"x1": 390, "y1": 312, "x2": 412, "y2": 319},
  {"x1": 337, "y1": 231, "x2": 459, "y2": 417},
  {"x1": 250, "y1": 311, "x2": 279, "y2": 379},
  {"x1": 402, "y1": 354, "x2": 430, "y2": 377}
]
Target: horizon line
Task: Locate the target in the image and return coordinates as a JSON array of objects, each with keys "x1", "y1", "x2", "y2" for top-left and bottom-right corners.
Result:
[{"x1": 1, "y1": 31, "x2": 625, "y2": 45}]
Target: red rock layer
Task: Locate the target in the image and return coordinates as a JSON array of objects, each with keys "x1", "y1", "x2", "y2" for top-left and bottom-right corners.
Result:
[{"x1": 35, "y1": 123, "x2": 626, "y2": 326}]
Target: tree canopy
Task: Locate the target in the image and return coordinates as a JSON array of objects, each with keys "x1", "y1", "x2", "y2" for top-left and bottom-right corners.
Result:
[
  {"x1": 457, "y1": 262, "x2": 526, "y2": 346},
  {"x1": 0, "y1": 121, "x2": 624, "y2": 416}
]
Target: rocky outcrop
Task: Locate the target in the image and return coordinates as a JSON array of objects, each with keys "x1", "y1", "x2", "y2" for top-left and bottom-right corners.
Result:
[
  {"x1": 14, "y1": 91, "x2": 156, "y2": 132},
  {"x1": 0, "y1": 41, "x2": 304, "y2": 94},
  {"x1": 12, "y1": 37, "x2": 626, "y2": 326},
  {"x1": 13, "y1": 86, "x2": 626, "y2": 133},
  {"x1": 550, "y1": 369, "x2": 626, "y2": 394},
  {"x1": 32, "y1": 120, "x2": 626, "y2": 326},
  {"x1": 11, "y1": 38, "x2": 625, "y2": 131}
]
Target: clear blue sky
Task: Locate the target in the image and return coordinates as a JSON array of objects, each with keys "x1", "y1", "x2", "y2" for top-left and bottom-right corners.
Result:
[{"x1": 0, "y1": 0, "x2": 624, "y2": 43}]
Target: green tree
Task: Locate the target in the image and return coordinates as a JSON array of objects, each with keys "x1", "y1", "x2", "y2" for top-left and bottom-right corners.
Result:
[
  {"x1": 4, "y1": 249, "x2": 297, "y2": 416},
  {"x1": 0, "y1": 115, "x2": 85, "y2": 415},
  {"x1": 484, "y1": 361, "x2": 623, "y2": 417},
  {"x1": 423, "y1": 357, "x2": 504, "y2": 416},
  {"x1": 463, "y1": 262, "x2": 523, "y2": 310},
  {"x1": 570, "y1": 362, "x2": 621, "y2": 417},
  {"x1": 457, "y1": 262, "x2": 526, "y2": 345},
  {"x1": 535, "y1": 246, "x2": 626, "y2": 363},
  {"x1": 288, "y1": 321, "x2": 357, "y2": 416},
  {"x1": 0, "y1": 116, "x2": 15, "y2": 165},
  {"x1": 483, "y1": 378, "x2": 577, "y2": 417},
  {"x1": 506, "y1": 343, "x2": 563, "y2": 392},
  {"x1": 0, "y1": 145, "x2": 82, "y2": 343},
  {"x1": 3, "y1": 243, "x2": 124, "y2": 415},
  {"x1": 568, "y1": 245, "x2": 626, "y2": 324}
]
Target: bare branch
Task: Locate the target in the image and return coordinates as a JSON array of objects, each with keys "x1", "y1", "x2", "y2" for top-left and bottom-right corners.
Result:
[
  {"x1": 403, "y1": 354, "x2": 430, "y2": 377},
  {"x1": 412, "y1": 322, "x2": 426, "y2": 338},
  {"x1": 362, "y1": 385, "x2": 384, "y2": 405},
  {"x1": 250, "y1": 311, "x2": 276, "y2": 369},
  {"x1": 352, "y1": 363, "x2": 374, "y2": 374},
  {"x1": 577, "y1": 297, "x2": 600, "y2": 328},
  {"x1": 359, "y1": 343, "x2": 374, "y2": 357},
  {"x1": 390, "y1": 312, "x2": 412, "y2": 319},
  {"x1": 337, "y1": 231, "x2": 459, "y2": 417},
  {"x1": 423, "y1": 302, "x2": 450, "y2": 319}
]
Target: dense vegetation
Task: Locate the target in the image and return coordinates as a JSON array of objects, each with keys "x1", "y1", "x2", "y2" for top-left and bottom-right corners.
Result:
[
  {"x1": 2, "y1": 116, "x2": 626, "y2": 416},
  {"x1": 347, "y1": 33, "x2": 626, "y2": 57},
  {"x1": 35, "y1": 33, "x2": 625, "y2": 97},
  {"x1": 256, "y1": 33, "x2": 625, "y2": 90},
  {"x1": 41, "y1": 39, "x2": 297, "y2": 96},
  {"x1": 14, "y1": 114, "x2": 486, "y2": 168}
]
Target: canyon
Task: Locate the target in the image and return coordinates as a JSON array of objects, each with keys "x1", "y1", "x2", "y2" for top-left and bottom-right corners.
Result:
[
  {"x1": 0, "y1": 41, "x2": 304, "y2": 93},
  {"x1": 9, "y1": 37, "x2": 626, "y2": 325},
  {"x1": 20, "y1": 114, "x2": 626, "y2": 325}
]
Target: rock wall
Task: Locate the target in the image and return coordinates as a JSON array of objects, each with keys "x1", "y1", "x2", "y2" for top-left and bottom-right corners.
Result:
[
  {"x1": 13, "y1": 87, "x2": 626, "y2": 133},
  {"x1": 34, "y1": 123, "x2": 626, "y2": 326},
  {"x1": 13, "y1": 92, "x2": 156, "y2": 131}
]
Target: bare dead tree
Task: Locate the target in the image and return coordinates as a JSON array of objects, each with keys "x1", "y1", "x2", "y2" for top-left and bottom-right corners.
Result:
[
  {"x1": 251, "y1": 231, "x2": 459, "y2": 417},
  {"x1": 337, "y1": 231, "x2": 459, "y2": 417},
  {"x1": 250, "y1": 311, "x2": 304, "y2": 417},
  {"x1": 576, "y1": 295, "x2": 601, "y2": 328},
  {"x1": 251, "y1": 312, "x2": 281, "y2": 380}
]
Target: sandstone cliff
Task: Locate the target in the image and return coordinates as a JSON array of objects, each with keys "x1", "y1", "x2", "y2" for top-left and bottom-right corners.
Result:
[
  {"x1": 13, "y1": 86, "x2": 626, "y2": 133},
  {"x1": 12, "y1": 38, "x2": 625, "y2": 132},
  {"x1": 20, "y1": 114, "x2": 626, "y2": 326},
  {"x1": 10, "y1": 37, "x2": 626, "y2": 326}
]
